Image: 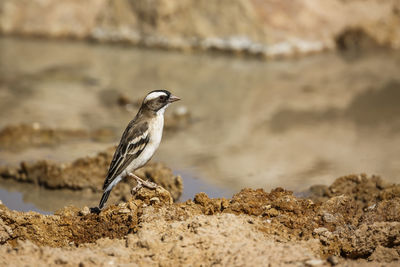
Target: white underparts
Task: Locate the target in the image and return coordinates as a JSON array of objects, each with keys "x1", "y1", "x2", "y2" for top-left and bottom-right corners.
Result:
[
  {"x1": 157, "y1": 103, "x2": 169, "y2": 115},
  {"x1": 130, "y1": 112, "x2": 164, "y2": 169},
  {"x1": 105, "y1": 111, "x2": 165, "y2": 192}
]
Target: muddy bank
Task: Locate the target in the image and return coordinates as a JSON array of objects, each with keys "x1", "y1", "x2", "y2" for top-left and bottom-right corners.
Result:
[
  {"x1": 1, "y1": 0, "x2": 399, "y2": 58},
  {"x1": 0, "y1": 175, "x2": 399, "y2": 265},
  {"x1": 0, "y1": 146, "x2": 183, "y2": 202},
  {"x1": 0, "y1": 123, "x2": 115, "y2": 151}
]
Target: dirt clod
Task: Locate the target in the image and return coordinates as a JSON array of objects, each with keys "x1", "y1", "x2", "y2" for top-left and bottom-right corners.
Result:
[{"x1": 0, "y1": 174, "x2": 399, "y2": 265}]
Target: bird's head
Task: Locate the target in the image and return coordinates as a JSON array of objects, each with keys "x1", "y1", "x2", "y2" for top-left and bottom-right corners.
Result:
[{"x1": 142, "y1": 90, "x2": 180, "y2": 114}]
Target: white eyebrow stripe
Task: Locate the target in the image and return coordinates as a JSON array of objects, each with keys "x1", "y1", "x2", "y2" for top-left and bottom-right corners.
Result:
[{"x1": 144, "y1": 92, "x2": 167, "y2": 102}]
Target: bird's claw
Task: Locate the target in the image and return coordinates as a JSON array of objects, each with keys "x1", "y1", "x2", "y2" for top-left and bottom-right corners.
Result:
[
  {"x1": 131, "y1": 180, "x2": 143, "y2": 195},
  {"x1": 129, "y1": 172, "x2": 158, "y2": 195},
  {"x1": 130, "y1": 179, "x2": 158, "y2": 195},
  {"x1": 142, "y1": 180, "x2": 157, "y2": 189}
]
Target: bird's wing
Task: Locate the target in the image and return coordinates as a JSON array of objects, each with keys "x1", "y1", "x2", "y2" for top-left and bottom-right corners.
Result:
[{"x1": 102, "y1": 120, "x2": 149, "y2": 191}]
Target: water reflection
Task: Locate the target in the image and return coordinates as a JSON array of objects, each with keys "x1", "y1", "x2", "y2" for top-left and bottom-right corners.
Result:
[
  {"x1": 0, "y1": 188, "x2": 52, "y2": 214},
  {"x1": 270, "y1": 80, "x2": 400, "y2": 132},
  {"x1": 0, "y1": 37, "x2": 400, "y2": 212}
]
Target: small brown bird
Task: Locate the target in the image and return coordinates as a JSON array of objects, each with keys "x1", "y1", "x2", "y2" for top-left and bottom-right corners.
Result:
[{"x1": 97, "y1": 90, "x2": 180, "y2": 210}]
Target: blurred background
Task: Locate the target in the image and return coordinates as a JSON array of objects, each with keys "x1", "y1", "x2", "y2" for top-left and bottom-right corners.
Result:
[{"x1": 0, "y1": 0, "x2": 400, "y2": 214}]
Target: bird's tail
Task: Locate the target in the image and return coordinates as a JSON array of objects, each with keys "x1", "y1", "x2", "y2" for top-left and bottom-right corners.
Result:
[{"x1": 98, "y1": 190, "x2": 111, "y2": 210}]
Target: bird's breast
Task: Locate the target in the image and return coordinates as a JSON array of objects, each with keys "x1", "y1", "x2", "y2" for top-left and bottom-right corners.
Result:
[
  {"x1": 149, "y1": 113, "x2": 164, "y2": 147},
  {"x1": 128, "y1": 114, "x2": 164, "y2": 171}
]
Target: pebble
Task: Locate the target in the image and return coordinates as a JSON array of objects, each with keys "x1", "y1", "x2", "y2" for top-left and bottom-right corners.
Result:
[
  {"x1": 79, "y1": 207, "x2": 90, "y2": 216},
  {"x1": 118, "y1": 203, "x2": 127, "y2": 208},
  {"x1": 322, "y1": 212, "x2": 336, "y2": 223},
  {"x1": 313, "y1": 227, "x2": 329, "y2": 235},
  {"x1": 327, "y1": 255, "x2": 339, "y2": 265},
  {"x1": 364, "y1": 203, "x2": 376, "y2": 211},
  {"x1": 127, "y1": 202, "x2": 137, "y2": 210},
  {"x1": 55, "y1": 256, "x2": 68, "y2": 265},
  {"x1": 305, "y1": 259, "x2": 325, "y2": 266},
  {"x1": 118, "y1": 208, "x2": 131, "y2": 214}
]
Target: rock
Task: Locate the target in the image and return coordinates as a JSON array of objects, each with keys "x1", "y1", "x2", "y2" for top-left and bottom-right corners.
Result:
[
  {"x1": 313, "y1": 227, "x2": 329, "y2": 235},
  {"x1": 55, "y1": 256, "x2": 68, "y2": 265},
  {"x1": 322, "y1": 212, "x2": 336, "y2": 223},
  {"x1": 305, "y1": 259, "x2": 325, "y2": 266},
  {"x1": 79, "y1": 207, "x2": 90, "y2": 216},
  {"x1": 133, "y1": 186, "x2": 173, "y2": 206},
  {"x1": 135, "y1": 162, "x2": 183, "y2": 201},
  {"x1": 118, "y1": 208, "x2": 131, "y2": 214},
  {"x1": 327, "y1": 255, "x2": 339, "y2": 266}
]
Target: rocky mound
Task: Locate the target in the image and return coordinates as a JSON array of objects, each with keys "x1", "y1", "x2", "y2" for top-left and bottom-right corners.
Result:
[
  {"x1": 0, "y1": 147, "x2": 183, "y2": 202},
  {"x1": 0, "y1": 175, "x2": 399, "y2": 266}
]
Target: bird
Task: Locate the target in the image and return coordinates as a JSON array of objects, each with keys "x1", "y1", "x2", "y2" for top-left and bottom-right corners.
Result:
[{"x1": 96, "y1": 90, "x2": 180, "y2": 210}]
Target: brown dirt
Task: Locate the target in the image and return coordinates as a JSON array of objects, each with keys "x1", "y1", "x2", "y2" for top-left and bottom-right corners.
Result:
[
  {"x1": 0, "y1": 147, "x2": 183, "y2": 202},
  {"x1": 0, "y1": 174, "x2": 399, "y2": 266}
]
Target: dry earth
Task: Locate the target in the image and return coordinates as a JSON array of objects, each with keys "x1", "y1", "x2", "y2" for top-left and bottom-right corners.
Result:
[{"x1": 0, "y1": 174, "x2": 399, "y2": 266}]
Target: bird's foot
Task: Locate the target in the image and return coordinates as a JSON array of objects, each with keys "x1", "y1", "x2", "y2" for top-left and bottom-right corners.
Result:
[
  {"x1": 129, "y1": 173, "x2": 158, "y2": 195},
  {"x1": 141, "y1": 179, "x2": 158, "y2": 189},
  {"x1": 131, "y1": 180, "x2": 143, "y2": 195}
]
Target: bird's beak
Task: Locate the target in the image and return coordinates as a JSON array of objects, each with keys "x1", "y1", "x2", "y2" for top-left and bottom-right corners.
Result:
[{"x1": 168, "y1": 95, "x2": 181, "y2": 103}]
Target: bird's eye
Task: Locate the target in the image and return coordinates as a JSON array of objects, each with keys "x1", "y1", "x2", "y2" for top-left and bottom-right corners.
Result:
[{"x1": 159, "y1": 95, "x2": 166, "y2": 101}]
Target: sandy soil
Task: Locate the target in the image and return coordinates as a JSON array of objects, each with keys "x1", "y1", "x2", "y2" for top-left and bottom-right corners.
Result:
[{"x1": 0, "y1": 174, "x2": 399, "y2": 266}]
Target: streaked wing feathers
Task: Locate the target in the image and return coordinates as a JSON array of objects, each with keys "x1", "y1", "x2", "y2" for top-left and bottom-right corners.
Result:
[{"x1": 102, "y1": 121, "x2": 149, "y2": 190}]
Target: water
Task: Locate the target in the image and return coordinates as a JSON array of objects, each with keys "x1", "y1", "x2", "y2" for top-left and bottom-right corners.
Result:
[
  {"x1": 0, "y1": 170, "x2": 231, "y2": 214},
  {"x1": 1, "y1": 36, "x2": 400, "y2": 213}
]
